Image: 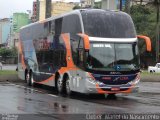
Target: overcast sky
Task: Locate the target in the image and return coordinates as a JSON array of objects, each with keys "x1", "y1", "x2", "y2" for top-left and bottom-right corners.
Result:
[{"x1": 0, "y1": 0, "x2": 101, "y2": 18}]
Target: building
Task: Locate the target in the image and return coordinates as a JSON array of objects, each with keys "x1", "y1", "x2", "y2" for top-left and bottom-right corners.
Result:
[
  {"x1": 32, "y1": 1, "x2": 38, "y2": 22},
  {"x1": 12, "y1": 13, "x2": 29, "y2": 33},
  {"x1": 10, "y1": 13, "x2": 29, "y2": 47},
  {"x1": 0, "y1": 18, "x2": 11, "y2": 45},
  {"x1": 80, "y1": 0, "x2": 92, "y2": 8},
  {"x1": 131, "y1": 0, "x2": 154, "y2": 5},
  {"x1": 51, "y1": 1, "x2": 75, "y2": 16},
  {"x1": 37, "y1": 0, "x2": 75, "y2": 21},
  {"x1": 101, "y1": 0, "x2": 120, "y2": 10},
  {"x1": 39, "y1": 0, "x2": 46, "y2": 21}
]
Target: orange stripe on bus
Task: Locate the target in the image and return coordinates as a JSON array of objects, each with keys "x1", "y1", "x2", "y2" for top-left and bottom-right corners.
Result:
[
  {"x1": 61, "y1": 33, "x2": 75, "y2": 68},
  {"x1": 137, "y1": 35, "x2": 151, "y2": 52},
  {"x1": 19, "y1": 41, "x2": 26, "y2": 69},
  {"x1": 78, "y1": 33, "x2": 90, "y2": 50},
  {"x1": 96, "y1": 84, "x2": 133, "y2": 94}
]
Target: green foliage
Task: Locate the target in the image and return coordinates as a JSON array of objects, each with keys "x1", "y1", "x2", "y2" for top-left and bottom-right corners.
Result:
[
  {"x1": 0, "y1": 70, "x2": 17, "y2": 75},
  {"x1": 94, "y1": 1, "x2": 102, "y2": 9},
  {"x1": 73, "y1": 5, "x2": 81, "y2": 10},
  {"x1": 0, "y1": 47, "x2": 17, "y2": 58},
  {"x1": 11, "y1": 47, "x2": 18, "y2": 57},
  {"x1": 130, "y1": 5, "x2": 157, "y2": 56}
]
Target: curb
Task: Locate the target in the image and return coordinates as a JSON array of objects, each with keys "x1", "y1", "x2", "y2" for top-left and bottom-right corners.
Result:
[{"x1": 0, "y1": 74, "x2": 21, "y2": 82}]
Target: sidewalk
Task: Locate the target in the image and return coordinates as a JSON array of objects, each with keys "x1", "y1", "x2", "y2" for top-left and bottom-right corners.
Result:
[{"x1": 1, "y1": 64, "x2": 17, "y2": 70}]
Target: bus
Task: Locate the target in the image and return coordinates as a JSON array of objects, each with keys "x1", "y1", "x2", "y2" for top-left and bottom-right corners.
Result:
[{"x1": 18, "y1": 9, "x2": 151, "y2": 96}]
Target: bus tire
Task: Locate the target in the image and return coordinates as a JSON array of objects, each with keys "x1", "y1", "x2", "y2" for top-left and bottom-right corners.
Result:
[
  {"x1": 26, "y1": 71, "x2": 31, "y2": 86},
  {"x1": 65, "y1": 76, "x2": 73, "y2": 96},
  {"x1": 25, "y1": 69, "x2": 28, "y2": 83},
  {"x1": 57, "y1": 76, "x2": 64, "y2": 94},
  {"x1": 25, "y1": 70, "x2": 34, "y2": 86},
  {"x1": 30, "y1": 72, "x2": 35, "y2": 86}
]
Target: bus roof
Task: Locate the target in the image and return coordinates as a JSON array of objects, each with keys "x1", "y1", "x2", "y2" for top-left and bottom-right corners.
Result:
[{"x1": 20, "y1": 9, "x2": 128, "y2": 30}]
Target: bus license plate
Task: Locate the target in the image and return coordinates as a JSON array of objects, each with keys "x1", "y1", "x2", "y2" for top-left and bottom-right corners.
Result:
[{"x1": 111, "y1": 87, "x2": 120, "y2": 91}]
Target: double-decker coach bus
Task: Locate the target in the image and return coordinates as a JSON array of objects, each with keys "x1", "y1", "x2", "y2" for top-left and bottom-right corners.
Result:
[{"x1": 18, "y1": 9, "x2": 151, "y2": 96}]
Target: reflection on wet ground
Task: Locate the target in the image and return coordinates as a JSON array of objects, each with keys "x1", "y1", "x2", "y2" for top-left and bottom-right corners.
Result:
[{"x1": 0, "y1": 82, "x2": 160, "y2": 117}]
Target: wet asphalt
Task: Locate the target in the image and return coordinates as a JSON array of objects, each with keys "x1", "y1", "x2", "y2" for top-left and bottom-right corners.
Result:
[{"x1": 0, "y1": 81, "x2": 160, "y2": 120}]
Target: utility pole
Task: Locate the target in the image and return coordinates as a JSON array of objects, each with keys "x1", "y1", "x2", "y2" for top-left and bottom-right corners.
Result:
[
  {"x1": 120, "y1": 0, "x2": 122, "y2": 11},
  {"x1": 125, "y1": 0, "x2": 131, "y2": 14},
  {"x1": 91, "y1": 0, "x2": 95, "y2": 8},
  {"x1": 36, "y1": 0, "x2": 39, "y2": 21},
  {"x1": 45, "y1": 0, "x2": 52, "y2": 19}
]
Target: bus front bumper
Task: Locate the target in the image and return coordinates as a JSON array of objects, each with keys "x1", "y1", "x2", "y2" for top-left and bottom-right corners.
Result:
[{"x1": 86, "y1": 78, "x2": 139, "y2": 94}]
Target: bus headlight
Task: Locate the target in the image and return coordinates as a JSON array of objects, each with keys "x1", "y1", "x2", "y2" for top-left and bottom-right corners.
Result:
[
  {"x1": 87, "y1": 77, "x2": 105, "y2": 85},
  {"x1": 87, "y1": 77, "x2": 96, "y2": 84},
  {"x1": 128, "y1": 73, "x2": 140, "y2": 85}
]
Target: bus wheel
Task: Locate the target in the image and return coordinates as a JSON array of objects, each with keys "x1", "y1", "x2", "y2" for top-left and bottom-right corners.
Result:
[
  {"x1": 57, "y1": 77, "x2": 63, "y2": 93},
  {"x1": 26, "y1": 71, "x2": 31, "y2": 86},
  {"x1": 30, "y1": 72, "x2": 35, "y2": 86},
  {"x1": 65, "y1": 76, "x2": 72, "y2": 96}
]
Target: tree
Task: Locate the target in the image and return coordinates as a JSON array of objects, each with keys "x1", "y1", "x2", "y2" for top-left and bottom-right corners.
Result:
[
  {"x1": 152, "y1": 0, "x2": 160, "y2": 62},
  {"x1": 125, "y1": 0, "x2": 131, "y2": 14},
  {"x1": 0, "y1": 48, "x2": 12, "y2": 58},
  {"x1": 73, "y1": 5, "x2": 81, "y2": 10},
  {"x1": 130, "y1": 5, "x2": 157, "y2": 64},
  {"x1": 94, "y1": 1, "x2": 102, "y2": 9},
  {"x1": 0, "y1": 47, "x2": 17, "y2": 58}
]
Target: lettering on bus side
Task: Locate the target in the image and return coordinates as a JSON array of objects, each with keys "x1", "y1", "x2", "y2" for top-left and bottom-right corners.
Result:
[
  {"x1": 101, "y1": 76, "x2": 129, "y2": 81},
  {"x1": 33, "y1": 39, "x2": 58, "y2": 51}
]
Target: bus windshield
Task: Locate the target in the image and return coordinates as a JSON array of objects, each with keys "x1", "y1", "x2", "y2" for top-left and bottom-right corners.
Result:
[{"x1": 86, "y1": 42, "x2": 140, "y2": 71}]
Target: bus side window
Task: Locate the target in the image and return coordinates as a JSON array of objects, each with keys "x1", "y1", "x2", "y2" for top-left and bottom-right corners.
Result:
[
  {"x1": 60, "y1": 50, "x2": 67, "y2": 67},
  {"x1": 49, "y1": 20, "x2": 55, "y2": 35},
  {"x1": 55, "y1": 18, "x2": 63, "y2": 35}
]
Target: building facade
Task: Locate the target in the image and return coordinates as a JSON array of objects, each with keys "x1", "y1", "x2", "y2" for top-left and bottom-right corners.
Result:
[
  {"x1": 51, "y1": 1, "x2": 75, "y2": 16},
  {"x1": 12, "y1": 13, "x2": 29, "y2": 33},
  {"x1": 39, "y1": 0, "x2": 46, "y2": 21},
  {"x1": 80, "y1": 0, "x2": 92, "y2": 8},
  {"x1": 0, "y1": 18, "x2": 11, "y2": 45},
  {"x1": 37, "y1": 0, "x2": 75, "y2": 21},
  {"x1": 10, "y1": 13, "x2": 29, "y2": 47},
  {"x1": 32, "y1": 1, "x2": 38, "y2": 22}
]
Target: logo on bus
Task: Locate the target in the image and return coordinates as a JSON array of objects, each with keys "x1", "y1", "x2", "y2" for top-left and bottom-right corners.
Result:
[{"x1": 120, "y1": 76, "x2": 128, "y2": 80}]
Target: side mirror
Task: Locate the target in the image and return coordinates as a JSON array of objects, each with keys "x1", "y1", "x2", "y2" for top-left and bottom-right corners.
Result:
[
  {"x1": 78, "y1": 33, "x2": 90, "y2": 51},
  {"x1": 137, "y1": 35, "x2": 151, "y2": 52}
]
